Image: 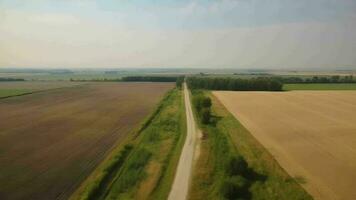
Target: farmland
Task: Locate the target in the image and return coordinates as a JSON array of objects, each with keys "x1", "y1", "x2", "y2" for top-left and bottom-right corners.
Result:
[
  {"x1": 214, "y1": 91, "x2": 356, "y2": 200},
  {"x1": 71, "y1": 87, "x2": 186, "y2": 200},
  {"x1": 189, "y1": 90, "x2": 311, "y2": 200},
  {"x1": 0, "y1": 82, "x2": 173, "y2": 200}
]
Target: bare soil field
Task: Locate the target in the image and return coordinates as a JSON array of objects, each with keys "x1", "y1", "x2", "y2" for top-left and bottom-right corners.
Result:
[
  {"x1": 0, "y1": 82, "x2": 173, "y2": 200},
  {"x1": 213, "y1": 91, "x2": 356, "y2": 200}
]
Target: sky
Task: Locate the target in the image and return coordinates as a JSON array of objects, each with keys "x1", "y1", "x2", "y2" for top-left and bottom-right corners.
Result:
[{"x1": 0, "y1": 0, "x2": 356, "y2": 69}]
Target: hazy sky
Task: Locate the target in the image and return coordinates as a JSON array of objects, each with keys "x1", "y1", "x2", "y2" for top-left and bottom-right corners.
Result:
[{"x1": 1, "y1": 0, "x2": 356, "y2": 69}]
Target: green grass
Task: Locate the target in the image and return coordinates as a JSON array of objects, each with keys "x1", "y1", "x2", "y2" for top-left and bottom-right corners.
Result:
[
  {"x1": 189, "y1": 90, "x2": 312, "y2": 200},
  {"x1": 189, "y1": 90, "x2": 238, "y2": 199},
  {"x1": 283, "y1": 83, "x2": 356, "y2": 90},
  {"x1": 0, "y1": 89, "x2": 32, "y2": 98},
  {"x1": 104, "y1": 147, "x2": 152, "y2": 199},
  {"x1": 102, "y1": 88, "x2": 186, "y2": 200},
  {"x1": 149, "y1": 90, "x2": 186, "y2": 200},
  {"x1": 73, "y1": 145, "x2": 134, "y2": 200},
  {"x1": 71, "y1": 88, "x2": 186, "y2": 200}
]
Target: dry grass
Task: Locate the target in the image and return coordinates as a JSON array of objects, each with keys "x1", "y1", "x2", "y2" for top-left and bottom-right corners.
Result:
[
  {"x1": 0, "y1": 82, "x2": 173, "y2": 200},
  {"x1": 214, "y1": 91, "x2": 356, "y2": 200}
]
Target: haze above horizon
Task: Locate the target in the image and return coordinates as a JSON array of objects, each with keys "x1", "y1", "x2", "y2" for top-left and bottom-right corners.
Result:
[{"x1": 1, "y1": 0, "x2": 356, "y2": 69}]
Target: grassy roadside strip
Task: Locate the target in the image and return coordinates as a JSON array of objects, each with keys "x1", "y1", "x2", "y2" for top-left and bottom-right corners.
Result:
[
  {"x1": 102, "y1": 88, "x2": 186, "y2": 200},
  {"x1": 70, "y1": 88, "x2": 186, "y2": 200},
  {"x1": 69, "y1": 89, "x2": 171, "y2": 200},
  {"x1": 149, "y1": 89, "x2": 186, "y2": 200},
  {"x1": 189, "y1": 90, "x2": 312, "y2": 200}
]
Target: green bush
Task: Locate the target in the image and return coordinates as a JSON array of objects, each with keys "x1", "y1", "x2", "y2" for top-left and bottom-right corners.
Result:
[
  {"x1": 176, "y1": 76, "x2": 184, "y2": 88},
  {"x1": 193, "y1": 94, "x2": 212, "y2": 124},
  {"x1": 200, "y1": 108, "x2": 211, "y2": 124},
  {"x1": 193, "y1": 96, "x2": 203, "y2": 112},
  {"x1": 201, "y1": 97, "x2": 212, "y2": 108},
  {"x1": 221, "y1": 176, "x2": 248, "y2": 200},
  {"x1": 225, "y1": 156, "x2": 248, "y2": 176}
]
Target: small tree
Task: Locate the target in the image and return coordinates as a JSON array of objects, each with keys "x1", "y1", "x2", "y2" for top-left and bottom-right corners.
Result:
[
  {"x1": 225, "y1": 156, "x2": 248, "y2": 176},
  {"x1": 201, "y1": 97, "x2": 212, "y2": 108},
  {"x1": 176, "y1": 76, "x2": 184, "y2": 89},
  {"x1": 221, "y1": 176, "x2": 248, "y2": 200},
  {"x1": 193, "y1": 96, "x2": 204, "y2": 112},
  {"x1": 200, "y1": 108, "x2": 211, "y2": 124}
]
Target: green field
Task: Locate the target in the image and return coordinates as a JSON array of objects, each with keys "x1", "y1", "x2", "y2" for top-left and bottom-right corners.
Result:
[
  {"x1": 72, "y1": 88, "x2": 186, "y2": 200},
  {"x1": 0, "y1": 89, "x2": 32, "y2": 98},
  {"x1": 283, "y1": 83, "x2": 356, "y2": 90},
  {"x1": 189, "y1": 90, "x2": 312, "y2": 200},
  {"x1": 0, "y1": 81, "x2": 85, "y2": 98}
]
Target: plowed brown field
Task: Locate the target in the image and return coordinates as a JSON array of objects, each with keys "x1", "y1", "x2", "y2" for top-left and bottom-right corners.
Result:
[
  {"x1": 0, "y1": 82, "x2": 173, "y2": 200},
  {"x1": 213, "y1": 91, "x2": 356, "y2": 200}
]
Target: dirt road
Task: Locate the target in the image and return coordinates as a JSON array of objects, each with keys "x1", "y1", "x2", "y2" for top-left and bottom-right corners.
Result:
[
  {"x1": 168, "y1": 83, "x2": 200, "y2": 200},
  {"x1": 214, "y1": 91, "x2": 356, "y2": 200}
]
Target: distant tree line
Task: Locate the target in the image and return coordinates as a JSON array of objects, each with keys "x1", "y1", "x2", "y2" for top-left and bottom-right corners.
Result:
[
  {"x1": 0, "y1": 77, "x2": 25, "y2": 81},
  {"x1": 187, "y1": 77, "x2": 283, "y2": 91},
  {"x1": 121, "y1": 76, "x2": 179, "y2": 82},
  {"x1": 70, "y1": 78, "x2": 121, "y2": 82},
  {"x1": 70, "y1": 76, "x2": 186, "y2": 88},
  {"x1": 48, "y1": 69, "x2": 73, "y2": 74},
  {"x1": 273, "y1": 75, "x2": 355, "y2": 84}
]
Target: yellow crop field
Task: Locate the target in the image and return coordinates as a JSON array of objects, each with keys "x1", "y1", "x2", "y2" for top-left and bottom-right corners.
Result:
[{"x1": 213, "y1": 91, "x2": 356, "y2": 200}]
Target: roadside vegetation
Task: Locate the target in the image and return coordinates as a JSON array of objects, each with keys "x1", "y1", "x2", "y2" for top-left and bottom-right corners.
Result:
[
  {"x1": 175, "y1": 76, "x2": 184, "y2": 88},
  {"x1": 192, "y1": 93, "x2": 212, "y2": 124},
  {"x1": 71, "y1": 87, "x2": 186, "y2": 200},
  {"x1": 189, "y1": 89, "x2": 312, "y2": 200},
  {"x1": 283, "y1": 83, "x2": 356, "y2": 90}
]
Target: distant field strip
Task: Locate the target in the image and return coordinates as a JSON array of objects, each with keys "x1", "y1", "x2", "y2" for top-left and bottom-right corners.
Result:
[
  {"x1": 0, "y1": 81, "x2": 84, "y2": 98},
  {"x1": 283, "y1": 83, "x2": 356, "y2": 90},
  {"x1": 0, "y1": 89, "x2": 32, "y2": 98},
  {"x1": 0, "y1": 81, "x2": 83, "y2": 90},
  {"x1": 214, "y1": 91, "x2": 356, "y2": 200},
  {"x1": 0, "y1": 82, "x2": 173, "y2": 200}
]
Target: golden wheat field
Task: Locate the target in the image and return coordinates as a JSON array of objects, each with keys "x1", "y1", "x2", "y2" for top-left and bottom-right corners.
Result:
[{"x1": 213, "y1": 91, "x2": 356, "y2": 200}]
